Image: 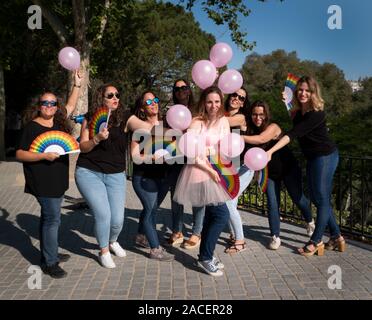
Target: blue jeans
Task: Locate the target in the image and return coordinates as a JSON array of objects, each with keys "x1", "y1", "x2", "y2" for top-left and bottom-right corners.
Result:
[
  {"x1": 75, "y1": 166, "x2": 126, "y2": 249},
  {"x1": 266, "y1": 165, "x2": 313, "y2": 237},
  {"x1": 307, "y1": 150, "x2": 340, "y2": 244},
  {"x1": 169, "y1": 165, "x2": 205, "y2": 236},
  {"x1": 226, "y1": 165, "x2": 254, "y2": 240},
  {"x1": 132, "y1": 174, "x2": 171, "y2": 249},
  {"x1": 36, "y1": 196, "x2": 64, "y2": 266},
  {"x1": 199, "y1": 204, "x2": 230, "y2": 261}
]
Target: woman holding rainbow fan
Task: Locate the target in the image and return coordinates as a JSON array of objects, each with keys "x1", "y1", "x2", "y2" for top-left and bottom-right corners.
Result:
[
  {"x1": 75, "y1": 83, "x2": 152, "y2": 269},
  {"x1": 16, "y1": 70, "x2": 82, "y2": 279}
]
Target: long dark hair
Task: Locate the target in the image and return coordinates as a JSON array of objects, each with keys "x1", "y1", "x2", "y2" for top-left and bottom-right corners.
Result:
[
  {"x1": 247, "y1": 100, "x2": 272, "y2": 135},
  {"x1": 132, "y1": 91, "x2": 162, "y2": 122},
  {"x1": 196, "y1": 86, "x2": 225, "y2": 121},
  {"x1": 224, "y1": 87, "x2": 250, "y2": 115},
  {"x1": 172, "y1": 78, "x2": 196, "y2": 115},
  {"x1": 86, "y1": 83, "x2": 126, "y2": 128},
  {"x1": 23, "y1": 92, "x2": 71, "y2": 133}
]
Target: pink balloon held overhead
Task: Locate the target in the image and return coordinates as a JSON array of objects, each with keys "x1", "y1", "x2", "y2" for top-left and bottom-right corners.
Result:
[
  {"x1": 244, "y1": 147, "x2": 268, "y2": 171},
  {"x1": 191, "y1": 60, "x2": 217, "y2": 89},
  {"x1": 209, "y1": 42, "x2": 233, "y2": 68},
  {"x1": 58, "y1": 47, "x2": 80, "y2": 71},
  {"x1": 166, "y1": 104, "x2": 192, "y2": 131},
  {"x1": 218, "y1": 69, "x2": 243, "y2": 94}
]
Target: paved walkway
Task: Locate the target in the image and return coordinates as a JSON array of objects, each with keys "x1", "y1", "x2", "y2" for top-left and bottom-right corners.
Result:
[{"x1": 0, "y1": 158, "x2": 371, "y2": 300}]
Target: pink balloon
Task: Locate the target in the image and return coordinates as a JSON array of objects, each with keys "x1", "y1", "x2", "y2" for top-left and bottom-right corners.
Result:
[
  {"x1": 220, "y1": 133, "x2": 244, "y2": 158},
  {"x1": 191, "y1": 60, "x2": 217, "y2": 89},
  {"x1": 179, "y1": 132, "x2": 206, "y2": 158},
  {"x1": 244, "y1": 147, "x2": 268, "y2": 171},
  {"x1": 166, "y1": 104, "x2": 192, "y2": 131},
  {"x1": 218, "y1": 69, "x2": 243, "y2": 94},
  {"x1": 58, "y1": 47, "x2": 80, "y2": 71},
  {"x1": 209, "y1": 42, "x2": 233, "y2": 68}
]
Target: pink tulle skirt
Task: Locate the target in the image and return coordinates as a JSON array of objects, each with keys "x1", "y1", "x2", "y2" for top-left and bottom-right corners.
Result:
[{"x1": 173, "y1": 164, "x2": 231, "y2": 207}]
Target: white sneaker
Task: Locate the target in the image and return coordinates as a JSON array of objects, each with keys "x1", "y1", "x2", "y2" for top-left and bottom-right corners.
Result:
[
  {"x1": 109, "y1": 242, "x2": 127, "y2": 257},
  {"x1": 269, "y1": 236, "x2": 281, "y2": 250},
  {"x1": 306, "y1": 221, "x2": 315, "y2": 237},
  {"x1": 197, "y1": 260, "x2": 224, "y2": 277},
  {"x1": 211, "y1": 256, "x2": 224, "y2": 269},
  {"x1": 98, "y1": 251, "x2": 116, "y2": 268}
]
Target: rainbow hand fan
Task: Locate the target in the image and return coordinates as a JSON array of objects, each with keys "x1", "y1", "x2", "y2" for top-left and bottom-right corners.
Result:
[
  {"x1": 144, "y1": 136, "x2": 183, "y2": 161},
  {"x1": 258, "y1": 166, "x2": 269, "y2": 193},
  {"x1": 29, "y1": 130, "x2": 80, "y2": 155},
  {"x1": 283, "y1": 73, "x2": 300, "y2": 113},
  {"x1": 208, "y1": 154, "x2": 240, "y2": 199},
  {"x1": 89, "y1": 107, "x2": 110, "y2": 138}
]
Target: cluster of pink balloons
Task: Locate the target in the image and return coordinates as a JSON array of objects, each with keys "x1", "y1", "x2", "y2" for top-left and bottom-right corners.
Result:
[
  {"x1": 244, "y1": 147, "x2": 268, "y2": 171},
  {"x1": 58, "y1": 47, "x2": 80, "y2": 71},
  {"x1": 191, "y1": 42, "x2": 243, "y2": 94}
]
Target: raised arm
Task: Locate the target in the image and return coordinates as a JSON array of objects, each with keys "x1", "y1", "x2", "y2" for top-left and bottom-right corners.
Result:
[
  {"x1": 65, "y1": 70, "x2": 83, "y2": 118},
  {"x1": 243, "y1": 123, "x2": 281, "y2": 145}
]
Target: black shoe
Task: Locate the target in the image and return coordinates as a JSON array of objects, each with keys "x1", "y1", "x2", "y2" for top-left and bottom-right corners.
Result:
[
  {"x1": 42, "y1": 263, "x2": 67, "y2": 279},
  {"x1": 58, "y1": 253, "x2": 71, "y2": 263}
]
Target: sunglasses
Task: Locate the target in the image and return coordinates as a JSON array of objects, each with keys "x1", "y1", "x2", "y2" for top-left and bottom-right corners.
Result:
[
  {"x1": 231, "y1": 92, "x2": 246, "y2": 102},
  {"x1": 105, "y1": 92, "x2": 120, "y2": 99},
  {"x1": 40, "y1": 100, "x2": 57, "y2": 107},
  {"x1": 174, "y1": 85, "x2": 190, "y2": 92},
  {"x1": 252, "y1": 113, "x2": 265, "y2": 118},
  {"x1": 145, "y1": 97, "x2": 160, "y2": 106}
]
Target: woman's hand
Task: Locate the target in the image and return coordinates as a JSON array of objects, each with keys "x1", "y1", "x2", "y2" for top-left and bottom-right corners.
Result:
[
  {"x1": 43, "y1": 152, "x2": 60, "y2": 162},
  {"x1": 208, "y1": 169, "x2": 220, "y2": 183},
  {"x1": 95, "y1": 128, "x2": 109, "y2": 142},
  {"x1": 75, "y1": 70, "x2": 83, "y2": 87},
  {"x1": 282, "y1": 90, "x2": 288, "y2": 103},
  {"x1": 266, "y1": 151, "x2": 272, "y2": 162}
]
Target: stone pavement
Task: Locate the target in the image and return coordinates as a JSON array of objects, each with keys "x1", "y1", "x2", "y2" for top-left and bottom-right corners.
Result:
[{"x1": 0, "y1": 158, "x2": 371, "y2": 300}]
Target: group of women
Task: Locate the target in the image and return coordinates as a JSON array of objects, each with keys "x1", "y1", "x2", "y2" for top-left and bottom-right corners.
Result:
[{"x1": 16, "y1": 70, "x2": 346, "y2": 278}]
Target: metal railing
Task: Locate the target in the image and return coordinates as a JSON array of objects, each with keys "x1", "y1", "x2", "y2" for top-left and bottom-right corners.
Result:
[{"x1": 239, "y1": 154, "x2": 372, "y2": 240}]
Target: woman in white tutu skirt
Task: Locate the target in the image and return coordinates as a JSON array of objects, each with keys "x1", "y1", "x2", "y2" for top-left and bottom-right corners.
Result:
[
  {"x1": 173, "y1": 86, "x2": 231, "y2": 277},
  {"x1": 173, "y1": 88, "x2": 231, "y2": 207}
]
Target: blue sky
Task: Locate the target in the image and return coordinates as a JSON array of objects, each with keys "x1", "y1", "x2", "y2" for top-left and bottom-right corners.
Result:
[{"x1": 171, "y1": 0, "x2": 372, "y2": 80}]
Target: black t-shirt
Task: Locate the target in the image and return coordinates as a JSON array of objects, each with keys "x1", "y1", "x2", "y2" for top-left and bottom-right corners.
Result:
[
  {"x1": 17, "y1": 121, "x2": 69, "y2": 197},
  {"x1": 132, "y1": 126, "x2": 169, "y2": 179},
  {"x1": 260, "y1": 140, "x2": 298, "y2": 181},
  {"x1": 287, "y1": 110, "x2": 336, "y2": 159},
  {"x1": 77, "y1": 124, "x2": 129, "y2": 174}
]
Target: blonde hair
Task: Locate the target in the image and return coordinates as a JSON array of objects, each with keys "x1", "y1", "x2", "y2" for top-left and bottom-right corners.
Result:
[{"x1": 294, "y1": 76, "x2": 324, "y2": 111}]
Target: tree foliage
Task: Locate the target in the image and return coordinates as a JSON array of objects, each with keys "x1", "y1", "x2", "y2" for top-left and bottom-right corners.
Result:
[{"x1": 240, "y1": 49, "x2": 370, "y2": 156}]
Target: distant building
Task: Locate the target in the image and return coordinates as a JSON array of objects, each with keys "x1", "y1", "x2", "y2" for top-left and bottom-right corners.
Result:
[{"x1": 348, "y1": 80, "x2": 362, "y2": 92}]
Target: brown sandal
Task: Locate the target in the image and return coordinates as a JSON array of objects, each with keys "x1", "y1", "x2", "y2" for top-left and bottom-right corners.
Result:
[
  {"x1": 227, "y1": 234, "x2": 236, "y2": 245},
  {"x1": 181, "y1": 235, "x2": 201, "y2": 250},
  {"x1": 224, "y1": 242, "x2": 247, "y2": 254}
]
